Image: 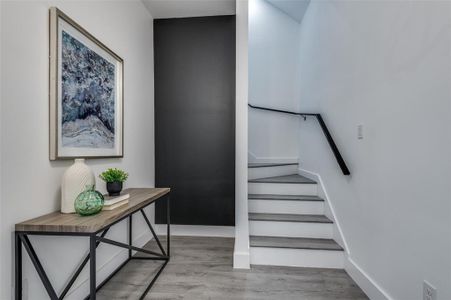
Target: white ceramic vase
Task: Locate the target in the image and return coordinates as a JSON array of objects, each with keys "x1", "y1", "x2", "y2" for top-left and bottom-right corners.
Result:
[{"x1": 61, "y1": 159, "x2": 95, "y2": 213}]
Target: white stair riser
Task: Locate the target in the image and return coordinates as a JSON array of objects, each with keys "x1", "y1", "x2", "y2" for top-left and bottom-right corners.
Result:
[
  {"x1": 249, "y1": 220, "x2": 333, "y2": 239},
  {"x1": 248, "y1": 182, "x2": 317, "y2": 195},
  {"x1": 248, "y1": 199, "x2": 324, "y2": 215},
  {"x1": 250, "y1": 247, "x2": 344, "y2": 269},
  {"x1": 248, "y1": 165, "x2": 298, "y2": 180}
]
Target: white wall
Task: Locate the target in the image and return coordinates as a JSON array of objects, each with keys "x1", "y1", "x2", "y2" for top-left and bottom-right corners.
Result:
[
  {"x1": 0, "y1": 1, "x2": 155, "y2": 299},
  {"x1": 248, "y1": 0, "x2": 301, "y2": 162},
  {"x1": 233, "y1": 0, "x2": 250, "y2": 269},
  {"x1": 298, "y1": 1, "x2": 451, "y2": 299},
  {"x1": 0, "y1": 0, "x2": 3, "y2": 292}
]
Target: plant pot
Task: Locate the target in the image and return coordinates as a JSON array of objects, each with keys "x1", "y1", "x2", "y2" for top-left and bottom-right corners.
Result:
[{"x1": 106, "y1": 182, "x2": 123, "y2": 196}]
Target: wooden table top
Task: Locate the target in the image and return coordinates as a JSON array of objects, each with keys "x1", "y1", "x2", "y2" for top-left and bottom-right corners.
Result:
[{"x1": 15, "y1": 188, "x2": 170, "y2": 234}]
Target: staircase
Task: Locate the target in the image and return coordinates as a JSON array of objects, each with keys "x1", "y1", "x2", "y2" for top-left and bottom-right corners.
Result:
[{"x1": 248, "y1": 163, "x2": 345, "y2": 268}]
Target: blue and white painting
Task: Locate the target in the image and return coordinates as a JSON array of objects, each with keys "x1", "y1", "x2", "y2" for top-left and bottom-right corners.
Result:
[{"x1": 61, "y1": 30, "x2": 115, "y2": 149}]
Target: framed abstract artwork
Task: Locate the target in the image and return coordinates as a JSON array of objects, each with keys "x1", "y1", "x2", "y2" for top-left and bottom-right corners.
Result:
[{"x1": 49, "y1": 7, "x2": 123, "y2": 160}]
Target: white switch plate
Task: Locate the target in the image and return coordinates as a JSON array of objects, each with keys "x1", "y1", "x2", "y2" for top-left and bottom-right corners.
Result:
[
  {"x1": 357, "y1": 124, "x2": 363, "y2": 140},
  {"x1": 423, "y1": 281, "x2": 437, "y2": 300}
]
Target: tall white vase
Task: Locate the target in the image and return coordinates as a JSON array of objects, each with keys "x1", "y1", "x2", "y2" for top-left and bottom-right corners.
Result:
[{"x1": 61, "y1": 159, "x2": 95, "y2": 213}]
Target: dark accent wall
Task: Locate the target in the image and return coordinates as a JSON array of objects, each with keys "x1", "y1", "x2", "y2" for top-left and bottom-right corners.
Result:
[{"x1": 154, "y1": 16, "x2": 236, "y2": 226}]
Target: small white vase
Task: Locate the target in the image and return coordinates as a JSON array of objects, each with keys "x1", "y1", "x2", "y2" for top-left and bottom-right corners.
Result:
[{"x1": 61, "y1": 159, "x2": 95, "y2": 213}]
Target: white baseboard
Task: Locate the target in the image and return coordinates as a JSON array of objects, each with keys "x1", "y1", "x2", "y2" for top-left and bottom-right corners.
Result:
[
  {"x1": 66, "y1": 230, "x2": 153, "y2": 299},
  {"x1": 298, "y1": 168, "x2": 391, "y2": 299},
  {"x1": 155, "y1": 224, "x2": 235, "y2": 237},
  {"x1": 345, "y1": 257, "x2": 392, "y2": 300},
  {"x1": 298, "y1": 167, "x2": 349, "y2": 253},
  {"x1": 233, "y1": 249, "x2": 250, "y2": 269}
]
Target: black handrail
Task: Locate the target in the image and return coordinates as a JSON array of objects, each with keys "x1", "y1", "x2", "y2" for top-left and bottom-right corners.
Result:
[{"x1": 248, "y1": 103, "x2": 350, "y2": 175}]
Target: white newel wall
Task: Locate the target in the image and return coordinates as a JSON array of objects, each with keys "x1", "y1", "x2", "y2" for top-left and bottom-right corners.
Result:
[
  {"x1": 297, "y1": 1, "x2": 451, "y2": 299},
  {"x1": 248, "y1": 0, "x2": 301, "y2": 162},
  {"x1": 0, "y1": 1, "x2": 155, "y2": 299},
  {"x1": 233, "y1": 0, "x2": 250, "y2": 269},
  {"x1": 0, "y1": 0, "x2": 3, "y2": 291}
]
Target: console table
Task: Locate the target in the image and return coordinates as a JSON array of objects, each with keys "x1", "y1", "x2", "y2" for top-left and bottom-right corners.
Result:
[{"x1": 15, "y1": 188, "x2": 170, "y2": 300}]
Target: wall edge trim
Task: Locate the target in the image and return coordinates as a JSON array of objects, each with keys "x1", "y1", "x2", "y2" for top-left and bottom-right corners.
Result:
[
  {"x1": 298, "y1": 167, "x2": 350, "y2": 253},
  {"x1": 345, "y1": 256, "x2": 393, "y2": 300}
]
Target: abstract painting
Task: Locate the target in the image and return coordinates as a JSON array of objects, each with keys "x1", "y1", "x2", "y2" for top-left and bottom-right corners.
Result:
[{"x1": 50, "y1": 7, "x2": 123, "y2": 160}]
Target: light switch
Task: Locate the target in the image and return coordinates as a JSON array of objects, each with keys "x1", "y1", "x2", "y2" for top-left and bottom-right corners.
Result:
[
  {"x1": 424, "y1": 281, "x2": 437, "y2": 300},
  {"x1": 357, "y1": 124, "x2": 363, "y2": 140}
]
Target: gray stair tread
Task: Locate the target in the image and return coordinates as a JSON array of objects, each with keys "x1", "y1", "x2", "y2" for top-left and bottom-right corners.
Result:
[
  {"x1": 248, "y1": 174, "x2": 316, "y2": 184},
  {"x1": 249, "y1": 213, "x2": 333, "y2": 223},
  {"x1": 248, "y1": 194, "x2": 323, "y2": 201},
  {"x1": 250, "y1": 236, "x2": 343, "y2": 251},
  {"x1": 248, "y1": 162, "x2": 298, "y2": 168}
]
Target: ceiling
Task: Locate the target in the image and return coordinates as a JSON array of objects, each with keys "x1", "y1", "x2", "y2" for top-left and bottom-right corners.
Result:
[
  {"x1": 142, "y1": 0, "x2": 236, "y2": 19},
  {"x1": 266, "y1": 0, "x2": 310, "y2": 23}
]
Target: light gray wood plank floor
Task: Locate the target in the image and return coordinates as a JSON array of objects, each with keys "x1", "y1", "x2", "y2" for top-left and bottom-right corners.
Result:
[{"x1": 97, "y1": 236, "x2": 368, "y2": 300}]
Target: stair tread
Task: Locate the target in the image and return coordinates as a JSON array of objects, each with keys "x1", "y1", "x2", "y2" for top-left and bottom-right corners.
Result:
[
  {"x1": 248, "y1": 194, "x2": 323, "y2": 201},
  {"x1": 248, "y1": 162, "x2": 298, "y2": 168},
  {"x1": 248, "y1": 174, "x2": 316, "y2": 184},
  {"x1": 250, "y1": 236, "x2": 343, "y2": 251},
  {"x1": 249, "y1": 213, "x2": 333, "y2": 223}
]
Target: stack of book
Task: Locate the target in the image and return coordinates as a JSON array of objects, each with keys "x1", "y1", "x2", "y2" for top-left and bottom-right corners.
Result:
[{"x1": 102, "y1": 193, "x2": 130, "y2": 210}]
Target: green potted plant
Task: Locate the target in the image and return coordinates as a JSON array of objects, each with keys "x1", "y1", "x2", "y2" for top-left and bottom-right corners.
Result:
[{"x1": 99, "y1": 168, "x2": 129, "y2": 196}]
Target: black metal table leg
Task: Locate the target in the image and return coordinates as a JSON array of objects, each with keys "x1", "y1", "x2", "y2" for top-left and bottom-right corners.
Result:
[
  {"x1": 15, "y1": 233, "x2": 22, "y2": 300},
  {"x1": 128, "y1": 215, "x2": 132, "y2": 259},
  {"x1": 89, "y1": 234, "x2": 96, "y2": 300},
  {"x1": 167, "y1": 195, "x2": 170, "y2": 257}
]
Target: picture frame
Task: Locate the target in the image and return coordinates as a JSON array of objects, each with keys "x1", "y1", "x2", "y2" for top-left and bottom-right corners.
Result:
[{"x1": 49, "y1": 7, "x2": 124, "y2": 160}]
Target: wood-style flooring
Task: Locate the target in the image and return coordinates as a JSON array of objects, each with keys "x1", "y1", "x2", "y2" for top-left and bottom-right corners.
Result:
[{"x1": 97, "y1": 236, "x2": 368, "y2": 300}]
